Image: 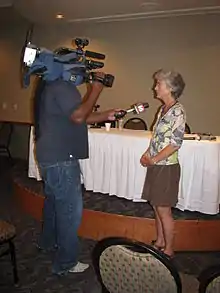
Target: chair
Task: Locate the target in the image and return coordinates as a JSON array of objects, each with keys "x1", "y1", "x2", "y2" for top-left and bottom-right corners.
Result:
[
  {"x1": 124, "y1": 118, "x2": 147, "y2": 130},
  {"x1": 0, "y1": 220, "x2": 18, "y2": 285},
  {"x1": 198, "y1": 264, "x2": 220, "y2": 293},
  {"x1": 92, "y1": 237, "x2": 182, "y2": 293},
  {"x1": 0, "y1": 122, "x2": 13, "y2": 160},
  {"x1": 185, "y1": 123, "x2": 191, "y2": 134}
]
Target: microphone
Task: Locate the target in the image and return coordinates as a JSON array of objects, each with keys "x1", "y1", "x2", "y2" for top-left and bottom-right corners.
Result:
[
  {"x1": 85, "y1": 50, "x2": 105, "y2": 60},
  {"x1": 114, "y1": 102, "x2": 149, "y2": 119},
  {"x1": 86, "y1": 60, "x2": 104, "y2": 69}
]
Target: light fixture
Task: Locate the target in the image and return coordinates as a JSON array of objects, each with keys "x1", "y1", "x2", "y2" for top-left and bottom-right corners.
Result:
[
  {"x1": 56, "y1": 13, "x2": 64, "y2": 19},
  {"x1": 140, "y1": 1, "x2": 158, "y2": 7}
]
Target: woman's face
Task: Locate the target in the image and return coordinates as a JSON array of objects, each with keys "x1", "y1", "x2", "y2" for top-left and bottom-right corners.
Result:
[{"x1": 154, "y1": 79, "x2": 171, "y2": 100}]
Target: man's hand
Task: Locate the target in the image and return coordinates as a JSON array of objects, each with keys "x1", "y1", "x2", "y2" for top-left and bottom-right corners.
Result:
[
  {"x1": 140, "y1": 153, "x2": 155, "y2": 167},
  {"x1": 86, "y1": 109, "x2": 121, "y2": 124},
  {"x1": 91, "y1": 72, "x2": 105, "y2": 93},
  {"x1": 106, "y1": 109, "x2": 121, "y2": 121}
]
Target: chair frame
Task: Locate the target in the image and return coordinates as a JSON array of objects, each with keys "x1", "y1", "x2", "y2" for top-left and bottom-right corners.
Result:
[
  {"x1": 0, "y1": 122, "x2": 13, "y2": 160},
  {"x1": 0, "y1": 236, "x2": 19, "y2": 285},
  {"x1": 92, "y1": 237, "x2": 182, "y2": 293},
  {"x1": 185, "y1": 123, "x2": 191, "y2": 134},
  {"x1": 124, "y1": 118, "x2": 148, "y2": 130},
  {"x1": 198, "y1": 264, "x2": 220, "y2": 293}
]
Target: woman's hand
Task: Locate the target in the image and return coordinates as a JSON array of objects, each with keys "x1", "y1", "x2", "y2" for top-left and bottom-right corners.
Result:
[{"x1": 140, "y1": 152, "x2": 155, "y2": 167}]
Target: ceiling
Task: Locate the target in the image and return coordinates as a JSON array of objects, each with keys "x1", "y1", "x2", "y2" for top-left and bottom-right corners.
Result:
[{"x1": 2, "y1": 0, "x2": 220, "y2": 24}]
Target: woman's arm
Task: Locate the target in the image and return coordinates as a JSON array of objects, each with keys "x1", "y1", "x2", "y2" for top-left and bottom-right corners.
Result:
[
  {"x1": 152, "y1": 111, "x2": 186, "y2": 164},
  {"x1": 151, "y1": 144, "x2": 179, "y2": 164},
  {"x1": 141, "y1": 144, "x2": 179, "y2": 166}
]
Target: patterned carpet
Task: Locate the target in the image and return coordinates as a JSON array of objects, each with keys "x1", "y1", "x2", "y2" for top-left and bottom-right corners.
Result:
[
  {"x1": 0, "y1": 159, "x2": 101, "y2": 293},
  {"x1": 0, "y1": 158, "x2": 220, "y2": 293}
]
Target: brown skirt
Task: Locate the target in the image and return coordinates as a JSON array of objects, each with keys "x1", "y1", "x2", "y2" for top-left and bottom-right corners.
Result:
[{"x1": 142, "y1": 164, "x2": 180, "y2": 207}]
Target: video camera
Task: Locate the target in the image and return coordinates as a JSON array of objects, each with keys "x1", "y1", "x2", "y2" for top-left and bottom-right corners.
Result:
[{"x1": 22, "y1": 36, "x2": 115, "y2": 88}]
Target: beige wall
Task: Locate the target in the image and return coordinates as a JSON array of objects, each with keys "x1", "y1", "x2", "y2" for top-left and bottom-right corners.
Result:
[
  {"x1": 0, "y1": 20, "x2": 33, "y2": 123},
  {"x1": 0, "y1": 14, "x2": 220, "y2": 157}
]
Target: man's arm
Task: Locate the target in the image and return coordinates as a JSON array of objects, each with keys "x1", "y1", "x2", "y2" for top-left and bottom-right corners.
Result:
[
  {"x1": 86, "y1": 110, "x2": 116, "y2": 124},
  {"x1": 71, "y1": 81, "x2": 103, "y2": 124},
  {"x1": 81, "y1": 83, "x2": 93, "y2": 103},
  {"x1": 73, "y1": 80, "x2": 119, "y2": 124},
  {"x1": 54, "y1": 75, "x2": 117, "y2": 124}
]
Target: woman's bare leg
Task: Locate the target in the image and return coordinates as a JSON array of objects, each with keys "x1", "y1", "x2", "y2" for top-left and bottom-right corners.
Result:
[
  {"x1": 153, "y1": 207, "x2": 165, "y2": 248},
  {"x1": 156, "y1": 206, "x2": 175, "y2": 256}
]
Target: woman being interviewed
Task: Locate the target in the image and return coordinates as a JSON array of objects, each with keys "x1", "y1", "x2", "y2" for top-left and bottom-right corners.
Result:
[{"x1": 141, "y1": 69, "x2": 186, "y2": 258}]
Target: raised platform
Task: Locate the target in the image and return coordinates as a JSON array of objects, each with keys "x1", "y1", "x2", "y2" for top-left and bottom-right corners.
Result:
[{"x1": 12, "y1": 162, "x2": 220, "y2": 251}]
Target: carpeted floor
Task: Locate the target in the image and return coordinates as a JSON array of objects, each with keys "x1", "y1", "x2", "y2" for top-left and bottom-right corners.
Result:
[
  {"x1": 0, "y1": 157, "x2": 220, "y2": 293},
  {"x1": 0, "y1": 159, "x2": 101, "y2": 293}
]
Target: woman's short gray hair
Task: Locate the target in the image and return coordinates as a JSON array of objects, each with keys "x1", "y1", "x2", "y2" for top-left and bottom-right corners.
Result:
[{"x1": 153, "y1": 69, "x2": 185, "y2": 99}]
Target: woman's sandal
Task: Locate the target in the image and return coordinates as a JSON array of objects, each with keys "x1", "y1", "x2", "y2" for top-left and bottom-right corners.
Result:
[
  {"x1": 161, "y1": 249, "x2": 175, "y2": 260},
  {"x1": 151, "y1": 240, "x2": 165, "y2": 251},
  {"x1": 151, "y1": 241, "x2": 175, "y2": 259}
]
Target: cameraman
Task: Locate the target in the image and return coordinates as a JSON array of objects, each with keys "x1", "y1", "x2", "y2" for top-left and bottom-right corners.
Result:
[{"x1": 34, "y1": 73, "x2": 117, "y2": 275}]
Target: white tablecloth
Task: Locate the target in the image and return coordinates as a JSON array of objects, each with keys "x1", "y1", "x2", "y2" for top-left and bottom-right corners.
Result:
[{"x1": 28, "y1": 127, "x2": 220, "y2": 215}]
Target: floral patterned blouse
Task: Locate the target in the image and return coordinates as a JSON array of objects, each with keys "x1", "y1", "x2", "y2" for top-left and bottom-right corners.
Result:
[{"x1": 149, "y1": 102, "x2": 186, "y2": 165}]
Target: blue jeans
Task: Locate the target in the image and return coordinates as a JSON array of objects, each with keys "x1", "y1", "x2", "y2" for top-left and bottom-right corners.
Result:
[{"x1": 38, "y1": 159, "x2": 83, "y2": 274}]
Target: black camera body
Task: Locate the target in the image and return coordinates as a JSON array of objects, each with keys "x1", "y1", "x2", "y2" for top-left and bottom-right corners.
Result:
[
  {"x1": 22, "y1": 38, "x2": 114, "y2": 88},
  {"x1": 89, "y1": 72, "x2": 115, "y2": 88}
]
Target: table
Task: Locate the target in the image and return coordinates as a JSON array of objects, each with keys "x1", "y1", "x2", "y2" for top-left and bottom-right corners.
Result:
[{"x1": 28, "y1": 127, "x2": 220, "y2": 215}]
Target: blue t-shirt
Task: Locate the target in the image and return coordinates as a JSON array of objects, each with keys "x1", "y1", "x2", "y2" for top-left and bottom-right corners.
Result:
[{"x1": 35, "y1": 80, "x2": 88, "y2": 163}]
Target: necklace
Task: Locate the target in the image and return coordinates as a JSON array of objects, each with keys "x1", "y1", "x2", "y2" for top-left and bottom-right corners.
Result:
[{"x1": 162, "y1": 100, "x2": 177, "y2": 115}]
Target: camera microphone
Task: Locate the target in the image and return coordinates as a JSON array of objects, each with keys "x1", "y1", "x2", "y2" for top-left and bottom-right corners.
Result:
[
  {"x1": 114, "y1": 102, "x2": 149, "y2": 119},
  {"x1": 85, "y1": 50, "x2": 105, "y2": 60},
  {"x1": 86, "y1": 60, "x2": 104, "y2": 69}
]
